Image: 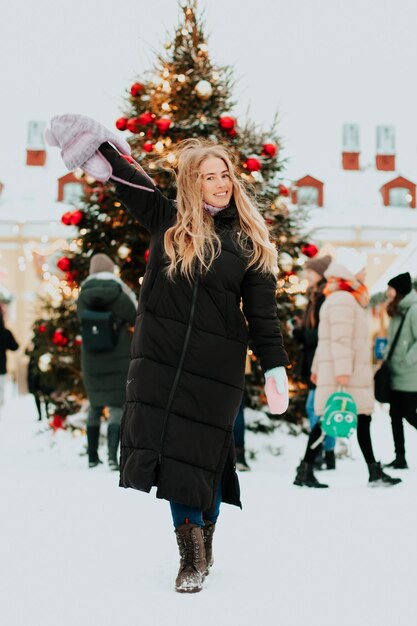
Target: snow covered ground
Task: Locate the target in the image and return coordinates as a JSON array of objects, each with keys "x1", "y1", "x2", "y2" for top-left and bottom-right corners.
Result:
[{"x1": 1, "y1": 386, "x2": 416, "y2": 626}]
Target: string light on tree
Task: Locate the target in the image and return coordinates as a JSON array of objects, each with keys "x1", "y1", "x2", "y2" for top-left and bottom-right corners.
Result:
[
  {"x1": 118, "y1": 245, "x2": 132, "y2": 260},
  {"x1": 38, "y1": 353, "x2": 52, "y2": 372},
  {"x1": 279, "y1": 252, "x2": 294, "y2": 273}
]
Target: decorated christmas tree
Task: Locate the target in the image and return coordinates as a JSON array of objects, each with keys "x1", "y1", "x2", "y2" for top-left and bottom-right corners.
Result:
[{"x1": 28, "y1": 0, "x2": 312, "y2": 427}]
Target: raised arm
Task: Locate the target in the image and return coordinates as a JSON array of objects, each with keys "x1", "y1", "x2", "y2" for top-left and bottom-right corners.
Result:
[
  {"x1": 99, "y1": 143, "x2": 175, "y2": 234},
  {"x1": 240, "y1": 268, "x2": 289, "y2": 372}
]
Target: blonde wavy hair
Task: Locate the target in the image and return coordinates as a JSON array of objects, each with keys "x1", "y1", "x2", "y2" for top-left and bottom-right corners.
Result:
[{"x1": 164, "y1": 138, "x2": 278, "y2": 280}]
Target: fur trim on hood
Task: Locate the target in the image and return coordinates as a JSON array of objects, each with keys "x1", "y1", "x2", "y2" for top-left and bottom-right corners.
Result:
[{"x1": 82, "y1": 271, "x2": 138, "y2": 307}]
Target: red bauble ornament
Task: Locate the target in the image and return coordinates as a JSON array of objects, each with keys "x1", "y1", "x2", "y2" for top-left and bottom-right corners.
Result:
[
  {"x1": 61, "y1": 211, "x2": 73, "y2": 225},
  {"x1": 156, "y1": 117, "x2": 172, "y2": 134},
  {"x1": 65, "y1": 271, "x2": 77, "y2": 283},
  {"x1": 130, "y1": 82, "x2": 144, "y2": 97},
  {"x1": 245, "y1": 157, "x2": 262, "y2": 172},
  {"x1": 126, "y1": 118, "x2": 140, "y2": 133},
  {"x1": 228, "y1": 129, "x2": 237, "y2": 138},
  {"x1": 38, "y1": 324, "x2": 47, "y2": 333},
  {"x1": 75, "y1": 335, "x2": 82, "y2": 346},
  {"x1": 278, "y1": 184, "x2": 289, "y2": 197},
  {"x1": 144, "y1": 248, "x2": 150, "y2": 263},
  {"x1": 70, "y1": 210, "x2": 84, "y2": 226},
  {"x1": 52, "y1": 330, "x2": 68, "y2": 346},
  {"x1": 219, "y1": 116, "x2": 236, "y2": 131},
  {"x1": 115, "y1": 117, "x2": 128, "y2": 131},
  {"x1": 301, "y1": 244, "x2": 319, "y2": 258},
  {"x1": 57, "y1": 257, "x2": 71, "y2": 272},
  {"x1": 143, "y1": 142, "x2": 153, "y2": 153},
  {"x1": 50, "y1": 414, "x2": 65, "y2": 431},
  {"x1": 262, "y1": 143, "x2": 277, "y2": 158},
  {"x1": 137, "y1": 112, "x2": 153, "y2": 126}
]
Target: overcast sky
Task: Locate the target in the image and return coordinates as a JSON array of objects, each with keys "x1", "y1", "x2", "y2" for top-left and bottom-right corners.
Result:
[{"x1": 2, "y1": 0, "x2": 417, "y2": 196}]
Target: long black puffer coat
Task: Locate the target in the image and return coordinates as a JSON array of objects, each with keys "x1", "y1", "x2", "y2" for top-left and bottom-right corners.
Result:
[
  {"x1": 76, "y1": 274, "x2": 137, "y2": 406},
  {"x1": 100, "y1": 144, "x2": 289, "y2": 511}
]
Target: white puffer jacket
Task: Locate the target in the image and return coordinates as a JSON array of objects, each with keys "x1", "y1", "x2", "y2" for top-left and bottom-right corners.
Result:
[{"x1": 311, "y1": 262, "x2": 374, "y2": 416}]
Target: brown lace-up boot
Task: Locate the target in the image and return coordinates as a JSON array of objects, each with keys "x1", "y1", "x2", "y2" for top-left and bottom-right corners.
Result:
[
  {"x1": 203, "y1": 521, "x2": 216, "y2": 574},
  {"x1": 174, "y1": 523, "x2": 206, "y2": 593}
]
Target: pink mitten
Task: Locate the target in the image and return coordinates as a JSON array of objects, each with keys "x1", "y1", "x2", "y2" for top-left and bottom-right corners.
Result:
[
  {"x1": 264, "y1": 367, "x2": 289, "y2": 415},
  {"x1": 45, "y1": 113, "x2": 131, "y2": 181}
]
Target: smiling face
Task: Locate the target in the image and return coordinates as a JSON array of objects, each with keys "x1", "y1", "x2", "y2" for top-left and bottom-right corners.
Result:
[{"x1": 200, "y1": 156, "x2": 233, "y2": 208}]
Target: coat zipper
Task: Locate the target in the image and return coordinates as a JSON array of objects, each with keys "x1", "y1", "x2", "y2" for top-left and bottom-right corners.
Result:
[{"x1": 158, "y1": 278, "x2": 200, "y2": 463}]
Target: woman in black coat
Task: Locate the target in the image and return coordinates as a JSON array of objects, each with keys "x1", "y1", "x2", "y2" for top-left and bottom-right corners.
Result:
[{"x1": 47, "y1": 116, "x2": 289, "y2": 594}]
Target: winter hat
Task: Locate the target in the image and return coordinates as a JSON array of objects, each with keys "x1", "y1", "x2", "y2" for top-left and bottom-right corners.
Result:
[
  {"x1": 335, "y1": 247, "x2": 367, "y2": 276},
  {"x1": 388, "y1": 272, "x2": 412, "y2": 296},
  {"x1": 45, "y1": 113, "x2": 131, "y2": 180},
  {"x1": 89, "y1": 253, "x2": 115, "y2": 275},
  {"x1": 305, "y1": 254, "x2": 332, "y2": 278}
]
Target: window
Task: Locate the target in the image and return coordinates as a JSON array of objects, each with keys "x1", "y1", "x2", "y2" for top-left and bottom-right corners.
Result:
[
  {"x1": 389, "y1": 187, "x2": 412, "y2": 208},
  {"x1": 63, "y1": 182, "x2": 84, "y2": 205},
  {"x1": 297, "y1": 186, "x2": 319, "y2": 207},
  {"x1": 343, "y1": 123, "x2": 360, "y2": 151},
  {"x1": 377, "y1": 125, "x2": 395, "y2": 154},
  {"x1": 27, "y1": 121, "x2": 46, "y2": 150}
]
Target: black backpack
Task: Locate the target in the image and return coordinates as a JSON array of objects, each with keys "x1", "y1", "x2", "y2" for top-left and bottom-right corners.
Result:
[{"x1": 80, "y1": 309, "x2": 122, "y2": 352}]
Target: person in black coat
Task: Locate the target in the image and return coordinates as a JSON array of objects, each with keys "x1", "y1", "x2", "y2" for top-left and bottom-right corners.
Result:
[
  {"x1": 99, "y1": 139, "x2": 289, "y2": 593},
  {"x1": 0, "y1": 308, "x2": 19, "y2": 410},
  {"x1": 47, "y1": 117, "x2": 289, "y2": 594},
  {"x1": 293, "y1": 255, "x2": 336, "y2": 469},
  {"x1": 77, "y1": 253, "x2": 137, "y2": 470}
]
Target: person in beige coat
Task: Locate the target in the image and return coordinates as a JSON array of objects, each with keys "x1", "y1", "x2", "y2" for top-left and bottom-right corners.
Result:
[{"x1": 294, "y1": 248, "x2": 401, "y2": 488}]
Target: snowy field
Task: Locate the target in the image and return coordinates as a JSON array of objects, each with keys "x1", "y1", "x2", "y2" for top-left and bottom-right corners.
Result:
[{"x1": 1, "y1": 385, "x2": 416, "y2": 626}]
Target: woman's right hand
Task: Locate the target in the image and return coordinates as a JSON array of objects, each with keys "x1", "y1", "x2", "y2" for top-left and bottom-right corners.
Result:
[{"x1": 310, "y1": 372, "x2": 317, "y2": 385}]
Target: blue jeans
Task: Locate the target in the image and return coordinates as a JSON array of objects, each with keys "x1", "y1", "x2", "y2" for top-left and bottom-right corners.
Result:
[
  {"x1": 170, "y1": 486, "x2": 222, "y2": 528},
  {"x1": 306, "y1": 389, "x2": 335, "y2": 451}
]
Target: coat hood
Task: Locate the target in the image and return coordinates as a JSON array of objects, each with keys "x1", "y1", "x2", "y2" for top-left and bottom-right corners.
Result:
[
  {"x1": 399, "y1": 289, "x2": 417, "y2": 312},
  {"x1": 324, "y1": 261, "x2": 357, "y2": 282},
  {"x1": 81, "y1": 272, "x2": 138, "y2": 307},
  {"x1": 79, "y1": 277, "x2": 122, "y2": 308}
]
